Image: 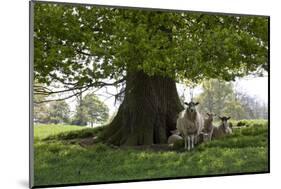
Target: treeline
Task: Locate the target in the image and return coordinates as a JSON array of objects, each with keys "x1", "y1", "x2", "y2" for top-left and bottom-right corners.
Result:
[
  {"x1": 34, "y1": 79, "x2": 267, "y2": 126},
  {"x1": 191, "y1": 79, "x2": 268, "y2": 120},
  {"x1": 34, "y1": 93, "x2": 109, "y2": 126}
]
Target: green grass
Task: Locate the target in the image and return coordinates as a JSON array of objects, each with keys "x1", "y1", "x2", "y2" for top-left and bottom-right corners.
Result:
[
  {"x1": 33, "y1": 120, "x2": 269, "y2": 186},
  {"x1": 34, "y1": 124, "x2": 85, "y2": 140},
  {"x1": 229, "y1": 119, "x2": 268, "y2": 127}
]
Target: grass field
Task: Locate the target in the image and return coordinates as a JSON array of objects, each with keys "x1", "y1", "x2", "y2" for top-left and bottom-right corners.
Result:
[{"x1": 33, "y1": 120, "x2": 269, "y2": 186}]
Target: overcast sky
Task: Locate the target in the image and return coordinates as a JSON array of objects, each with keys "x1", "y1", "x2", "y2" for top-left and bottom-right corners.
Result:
[
  {"x1": 177, "y1": 76, "x2": 268, "y2": 103},
  {"x1": 234, "y1": 76, "x2": 268, "y2": 103}
]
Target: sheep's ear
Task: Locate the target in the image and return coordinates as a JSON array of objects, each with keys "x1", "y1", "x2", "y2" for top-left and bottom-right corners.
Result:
[
  {"x1": 184, "y1": 102, "x2": 188, "y2": 106},
  {"x1": 227, "y1": 117, "x2": 231, "y2": 120},
  {"x1": 206, "y1": 113, "x2": 210, "y2": 116},
  {"x1": 195, "y1": 102, "x2": 199, "y2": 106},
  {"x1": 170, "y1": 129, "x2": 180, "y2": 135}
]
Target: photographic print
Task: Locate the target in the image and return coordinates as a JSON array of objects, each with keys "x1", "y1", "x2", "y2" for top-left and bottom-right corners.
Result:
[{"x1": 30, "y1": 0, "x2": 269, "y2": 188}]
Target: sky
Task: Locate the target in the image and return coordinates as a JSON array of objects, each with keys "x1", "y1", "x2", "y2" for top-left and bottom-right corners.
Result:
[
  {"x1": 176, "y1": 76, "x2": 268, "y2": 104},
  {"x1": 66, "y1": 76, "x2": 268, "y2": 117},
  {"x1": 234, "y1": 76, "x2": 268, "y2": 103}
]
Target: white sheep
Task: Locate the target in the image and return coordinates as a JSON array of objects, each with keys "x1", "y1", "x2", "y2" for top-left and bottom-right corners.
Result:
[
  {"x1": 212, "y1": 116, "x2": 232, "y2": 139},
  {"x1": 176, "y1": 101, "x2": 204, "y2": 151},
  {"x1": 202, "y1": 113, "x2": 216, "y2": 141},
  {"x1": 198, "y1": 132, "x2": 210, "y2": 143},
  {"x1": 167, "y1": 130, "x2": 183, "y2": 147},
  {"x1": 168, "y1": 134, "x2": 183, "y2": 147}
]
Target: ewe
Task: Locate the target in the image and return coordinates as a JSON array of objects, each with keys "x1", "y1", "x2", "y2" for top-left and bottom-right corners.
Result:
[
  {"x1": 202, "y1": 113, "x2": 216, "y2": 141},
  {"x1": 176, "y1": 101, "x2": 204, "y2": 151},
  {"x1": 212, "y1": 116, "x2": 232, "y2": 139},
  {"x1": 167, "y1": 130, "x2": 183, "y2": 147}
]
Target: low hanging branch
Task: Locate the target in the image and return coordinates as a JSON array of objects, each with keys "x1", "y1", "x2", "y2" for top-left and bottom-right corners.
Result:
[
  {"x1": 34, "y1": 87, "x2": 90, "y2": 104},
  {"x1": 34, "y1": 77, "x2": 126, "y2": 104}
]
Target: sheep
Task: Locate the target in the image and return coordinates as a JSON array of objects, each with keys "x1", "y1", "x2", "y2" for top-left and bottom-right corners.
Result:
[
  {"x1": 176, "y1": 101, "x2": 204, "y2": 151},
  {"x1": 202, "y1": 113, "x2": 216, "y2": 141},
  {"x1": 212, "y1": 116, "x2": 233, "y2": 139},
  {"x1": 167, "y1": 130, "x2": 183, "y2": 147},
  {"x1": 198, "y1": 132, "x2": 210, "y2": 143}
]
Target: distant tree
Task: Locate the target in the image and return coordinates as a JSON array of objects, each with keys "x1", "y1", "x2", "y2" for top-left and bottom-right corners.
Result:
[
  {"x1": 236, "y1": 91, "x2": 268, "y2": 119},
  {"x1": 34, "y1": 94, "x2": 49, "y2": 123},
  {"x1": 196, "y1": 79, "x2": 268, "y2": 120},
  {"x1": 260, "y1": 102, "x2": 268, "y2": 119},
  {"x1": 33, "y1": 80, "x2": 50, "y2": 123},
  {"x1": 72, "y1": 93, "x2": 109, "y2": 126},
  {"x1": 72, "y1": 91, "x2": 88, "y2": 126},
  {"x1": 196, "y1": 79, "x2": 247, "y2": 119},
  {"x1": 223, "y1": 99, "x2": 247, "y2": 120},
  {"x1": 83, "y1": 93, "x2": 109, "y2": 127},
  {"x1": 48, "y1": 100, "x2": 70, "y2": 124}
]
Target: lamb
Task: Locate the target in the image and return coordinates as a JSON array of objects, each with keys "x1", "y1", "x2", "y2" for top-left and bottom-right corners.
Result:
[
  {"x1": 176, "y1": 101, "x2": 204, "y2": 151},
  {"x1": 197, "y1": 132, "x2": 210, "y2": 143},
  {"x1": 212, "y1": 116, "x2": 232, "y2": 139},
  {"x1": 202, "y1": 113, "x2": 216, "y2": 141},
  {"x1": 167, "y1": 130, "x2": 183, "y2": 147}
]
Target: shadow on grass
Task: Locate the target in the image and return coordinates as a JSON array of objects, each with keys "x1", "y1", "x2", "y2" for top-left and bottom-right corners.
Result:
[{"x1": 33, "y1": 120, "x2": 268, "y2": 186}]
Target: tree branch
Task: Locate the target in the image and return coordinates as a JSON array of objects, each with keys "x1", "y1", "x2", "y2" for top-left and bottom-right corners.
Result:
[
  {"x1": 34, "y1": 78, "x2": 126, "y2": 95},
  {"x1": 34, "y1": 87, "x2": 90, "y2": 104}
]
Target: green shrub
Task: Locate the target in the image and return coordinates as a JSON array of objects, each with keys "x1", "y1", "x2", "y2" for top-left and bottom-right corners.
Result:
[
  {"x1": 235, "y1": 119, "x2": 268, "y2": 127},
  {"x1": 237, "y1": 121, "x2": 246, "y2": 127},
  {"x1": 230, "y1": 119, "x2": 268, "y2": 127}
]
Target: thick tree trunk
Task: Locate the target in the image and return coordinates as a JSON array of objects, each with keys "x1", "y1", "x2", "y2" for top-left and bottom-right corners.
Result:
[{"x1": 102, "y1": 71, "x2": 183, "y2": 146}]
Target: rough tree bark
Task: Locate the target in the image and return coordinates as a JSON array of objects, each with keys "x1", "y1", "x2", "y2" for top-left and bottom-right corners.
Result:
[{"x1": 101, "y1": 71, "x2": 183, "y2": 146}]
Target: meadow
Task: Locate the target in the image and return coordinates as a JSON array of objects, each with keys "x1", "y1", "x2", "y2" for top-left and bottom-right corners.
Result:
[{"x1": 33, "y1": 120, "x2": 268, "y2": 187}]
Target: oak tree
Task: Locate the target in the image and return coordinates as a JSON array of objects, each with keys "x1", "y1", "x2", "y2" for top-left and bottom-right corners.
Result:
[{"x1": 33, "y1": 2, "x2": 268, "y2": 145}]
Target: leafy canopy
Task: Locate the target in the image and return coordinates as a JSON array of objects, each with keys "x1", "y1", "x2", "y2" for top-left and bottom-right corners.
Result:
[{"x1": 34, "y1": 2, "x2": 268, "y2": 92}]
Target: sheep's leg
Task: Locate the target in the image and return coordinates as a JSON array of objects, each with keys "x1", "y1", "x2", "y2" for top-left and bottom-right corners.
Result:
[
  {"x1": 191, "y1": 135, "x2": 194, "y2": 149},
  {"x1": 184, "y1": 136, "x2": 187, "y2": 150},
  {"x1": 209, "y1": 129, "x2": 213, "y2": 141},
  {"x1": 195, "y1": 132, "x2": 200, "y2": 144},
  {"x1": 187, "y1": 136, "x2": 191, "y2": 151}
]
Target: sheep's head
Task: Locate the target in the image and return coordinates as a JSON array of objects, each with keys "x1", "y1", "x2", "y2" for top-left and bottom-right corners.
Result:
[
  {"x1": 170, "y1": 129, "x2": 180, "y2": 135},
  {"x1": 206, "y1": 113, "x2": 216, "y2": 121},
  {"x1": 184, "y1": 101, "x2": 199, "y2": 113},
  {"x1": 219, "y1": 116, "x2": 232, "y2": 134}
]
